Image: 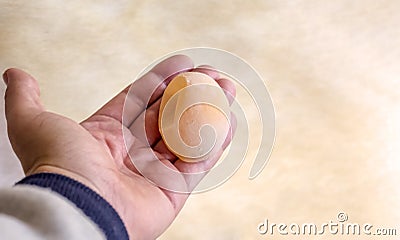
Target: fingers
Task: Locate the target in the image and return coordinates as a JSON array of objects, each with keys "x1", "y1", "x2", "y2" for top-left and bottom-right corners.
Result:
[
  {"x1": 193, "y1": 65, "x2": 236, "y2": 104},
  {"x1": 191, "y1": 65, "x2": 220, "y2": 79},
  {"x1": 153, "y1": 140, "x2": 177, "y2": 161},
  {"x1": 172, "y1": 111, "x2": 236, "y2": 192},
  {"x1": 3, "y1": 68, "x2": 44, "y2": 129},
  {"x1": 216, "y1": 78, "x2": 236, "y2": 105},
  {"x1": 128, "y1": 98, "x2": 162, "y2": 146},
  {"x1": 222, "y1": 112, "x2": 237, "y2": 150},
  {"x1": 87, "y1": 55, "x2": 194, "y2": 126}
]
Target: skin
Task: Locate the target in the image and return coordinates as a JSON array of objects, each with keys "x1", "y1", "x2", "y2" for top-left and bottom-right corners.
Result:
[{"x1": 2, "y1": 55, "x2": 236, "y2": 240}]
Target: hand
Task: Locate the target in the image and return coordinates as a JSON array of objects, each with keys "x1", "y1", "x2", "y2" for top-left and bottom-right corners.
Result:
[{"x1": 3, "y1": 55, "x2": 235, "y2": 240}]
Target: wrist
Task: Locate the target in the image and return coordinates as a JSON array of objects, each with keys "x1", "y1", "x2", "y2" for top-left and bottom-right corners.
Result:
[{"x1": 27, "y1": 164, "x2": 102, "y2": 195}]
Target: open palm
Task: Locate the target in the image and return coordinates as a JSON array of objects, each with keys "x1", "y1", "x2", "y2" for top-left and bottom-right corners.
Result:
[{"x1": 3, "y1": 55, "x2": 235, "y2": 240}]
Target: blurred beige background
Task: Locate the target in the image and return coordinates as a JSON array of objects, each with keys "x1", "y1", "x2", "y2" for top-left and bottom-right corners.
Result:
[{"x1": 1, "y1": 0, "x2": 400, "y2": 239}]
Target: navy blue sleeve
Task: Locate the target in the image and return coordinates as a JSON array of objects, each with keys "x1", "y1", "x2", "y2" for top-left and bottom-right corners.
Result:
[{"x1": 16, "y1": 173, "x2": 129, "y2": 240}]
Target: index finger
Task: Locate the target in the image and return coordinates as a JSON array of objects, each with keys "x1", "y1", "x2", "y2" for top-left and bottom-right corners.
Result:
[{"x1": 86, "y1": 55, "x2": 194, "y2": 126}]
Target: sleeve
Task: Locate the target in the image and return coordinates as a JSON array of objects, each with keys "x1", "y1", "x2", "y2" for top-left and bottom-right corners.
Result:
[{"x1": 0, "y1": 173, "x2": 129, "y2": 240}]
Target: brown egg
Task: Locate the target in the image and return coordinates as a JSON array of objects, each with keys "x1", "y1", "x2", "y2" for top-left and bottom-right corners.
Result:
[{"x1": 159, "y1": 72, "x2": 230, "y2": 162}]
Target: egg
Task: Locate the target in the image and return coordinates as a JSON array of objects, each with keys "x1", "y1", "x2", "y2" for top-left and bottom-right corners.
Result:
[{"x1": 158, "y1": 72, "x2": 230, "y2": 162}]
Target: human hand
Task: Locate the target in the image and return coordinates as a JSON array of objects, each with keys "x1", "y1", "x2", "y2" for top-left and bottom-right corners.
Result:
[{"x1": 3, "y1": 55, "x2": 235, "y2": 240}]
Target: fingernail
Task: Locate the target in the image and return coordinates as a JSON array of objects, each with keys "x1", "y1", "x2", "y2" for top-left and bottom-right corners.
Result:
[{"x1": 2, "y1": 71, "x2": 9, "y2": 85}]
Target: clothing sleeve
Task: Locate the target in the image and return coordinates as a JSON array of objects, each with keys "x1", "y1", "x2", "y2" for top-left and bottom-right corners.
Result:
[{"x1": 0, "y1": 173, "x2": 129, "y2": 240}]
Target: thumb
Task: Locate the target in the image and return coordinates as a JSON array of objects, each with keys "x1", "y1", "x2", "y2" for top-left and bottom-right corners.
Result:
[{"x1": 3, "y1": 68, "x2": 44, "y2": 131}]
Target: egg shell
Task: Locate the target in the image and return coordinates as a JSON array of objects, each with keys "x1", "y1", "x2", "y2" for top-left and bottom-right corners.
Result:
[{"x1": 159, "y1": 72, "x2": 230, "y2": 162}]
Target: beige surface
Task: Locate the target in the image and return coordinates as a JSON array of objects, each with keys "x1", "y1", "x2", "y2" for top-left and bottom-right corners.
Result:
[{"x1": 1, "y1": 1, "x2": 400, "y2": 239}]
